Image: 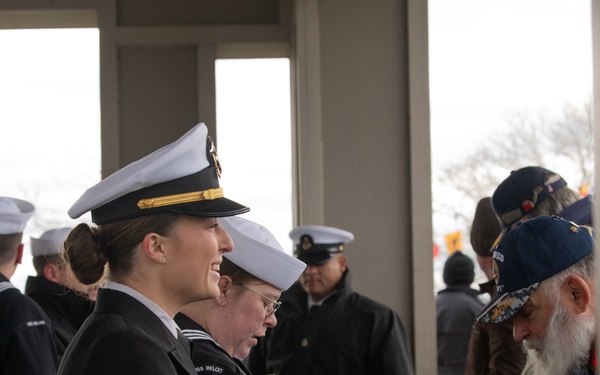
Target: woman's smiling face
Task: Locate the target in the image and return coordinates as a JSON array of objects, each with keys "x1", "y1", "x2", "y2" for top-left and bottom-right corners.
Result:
[{"x1": 164, "y1": 216, "x2": 234, "y2": 304}]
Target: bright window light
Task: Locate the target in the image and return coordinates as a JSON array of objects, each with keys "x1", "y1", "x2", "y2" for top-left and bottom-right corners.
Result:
[
  {"x1": 216, "y1": 58, "x2": 293, "y2": 254},
  {"x1": 0, "y1": 29, "x2": 101, "y2": 291}
]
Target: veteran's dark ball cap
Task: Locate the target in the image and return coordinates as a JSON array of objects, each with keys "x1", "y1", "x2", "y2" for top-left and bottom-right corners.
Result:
[
  {"x1": 492, "y1": 166, "x2": 566, "y2": 229},
  {"x1": 476, "y1": 216, "x2": 594, "y2": 324}
]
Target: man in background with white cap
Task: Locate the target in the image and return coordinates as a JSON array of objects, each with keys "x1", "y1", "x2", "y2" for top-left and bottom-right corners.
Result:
[
  {"x1": 476, "y1": 216, "x2": 596, "y2": 375},
  {"x1": 25, "y1": 227, "x2": 97, "y2": 361},
  {"x1": 247, "y1": 224, "x2": 414, "y2": 375},
  {"x1": 0, "y1": 197, "x2": 59, "y2": 374},
  {"x1": 176, "y1": 216, "x2": 306, "y2": 375}
]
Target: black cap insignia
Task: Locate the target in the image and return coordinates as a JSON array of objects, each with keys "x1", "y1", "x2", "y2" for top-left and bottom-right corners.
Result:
[{"x1": 301, "y1": 235, "x2": 313, "y2": 251}]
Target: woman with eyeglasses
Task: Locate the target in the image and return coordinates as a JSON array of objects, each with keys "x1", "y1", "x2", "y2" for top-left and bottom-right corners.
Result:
[{"x1": 176, "y1": 216, "x2": 306, "y2": 375}]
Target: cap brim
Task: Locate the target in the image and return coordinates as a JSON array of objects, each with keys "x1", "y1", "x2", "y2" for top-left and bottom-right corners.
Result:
[
  {"x1": 169, "y1": 197, "x2": 249, "y2": 218},
  {"x1": 476, "y1": 282, "x2": 539, "y2": 323},
  {"x1": 297, "y1": 253, "x2": 335, "y2": 266}
]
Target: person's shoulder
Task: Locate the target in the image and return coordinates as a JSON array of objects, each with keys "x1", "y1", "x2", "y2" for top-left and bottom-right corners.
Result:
[
  {"x1": 74, "y1": 310, "x2": 148, "y2": 345},
  {"x1": 347, "y1": 291, "x2": 399, "y2": 316},
  {"x1": 559, "y1": 195, "x2": 594, "y2": 226},
  {"x1": 279, "y1": 282, "x2": 305, "y2": 308},
  {"x1": 438, "y1": 287, "x2": 484, "y2": 304},
  {"x1": 69, "y1": 316, "x2": 171, "y2": 359},
  {"x1": 174, "y1": 312, "x2": 200, "y2": 331},
  {"x1": 189, "y1": 339, "x2": 240, "y2": 374},
  {"x1": 282, "y1": 281, "x2": 304, "y2": 297},
  {"x1": 0, "y1": 286, "x2": 47, "y2": 316}
]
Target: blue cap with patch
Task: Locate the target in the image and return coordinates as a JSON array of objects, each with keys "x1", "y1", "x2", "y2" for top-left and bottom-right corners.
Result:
[{"x1": 476, "y1": 215, "x2": 594, "y2": 324}]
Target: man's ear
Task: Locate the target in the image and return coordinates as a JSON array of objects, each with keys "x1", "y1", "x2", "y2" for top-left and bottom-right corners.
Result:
[
  {"x1": 15, "y1": 244, "x2": 24, "y2": 265},
  {"x1": 337, "y1": 254, "x2": 348, "y2": 272},
  {"x1": 564, "y1": 275, "x2": 591, "y2": 314},
  {"x1": 43, "y1": 263, "x2": 61, "y2": 283}
]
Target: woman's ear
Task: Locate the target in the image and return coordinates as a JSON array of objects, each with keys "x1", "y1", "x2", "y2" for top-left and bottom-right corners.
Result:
[
  {"x1": 141, "y1": 232, "x2": 166, "y2": 264},
  {"x1": 217, "y1": 275, "x2": 234, "y2": 305}
]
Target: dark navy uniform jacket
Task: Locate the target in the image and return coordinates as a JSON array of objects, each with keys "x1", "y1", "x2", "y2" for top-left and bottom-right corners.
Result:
[
  {"x1": 0, "y1": 273, "x2": 59, "y2": 375},
  {"x1": 58, "y1": 288, "x2": 196, "y2": 375},
  {"x1": 25, "y1": 276, "x2": 94, "y2": 361},
  {"x1": 246, "y1": 269, "x2": 414, "y2": 375},
  {"x1": 175, "y1": 313, "x2": 251, "y2": 375}
]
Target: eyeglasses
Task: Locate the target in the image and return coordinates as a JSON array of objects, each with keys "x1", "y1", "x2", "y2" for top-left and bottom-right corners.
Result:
[{"x1": 237, "y1": 284, "x2": 282, "y2": 317}]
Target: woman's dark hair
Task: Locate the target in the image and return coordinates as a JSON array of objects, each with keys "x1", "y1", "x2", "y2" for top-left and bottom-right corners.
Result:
[
  {"x1": 63, "y1": 212, "x2": 179, "y2": 285},
  {"x1": 220, "y1": 257, "x2": 260, "y2": 285}
]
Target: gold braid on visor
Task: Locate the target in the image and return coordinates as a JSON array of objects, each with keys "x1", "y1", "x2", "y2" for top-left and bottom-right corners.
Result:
[{"x1": 137, "y1": 188, "x2": 224, "y2": 209}]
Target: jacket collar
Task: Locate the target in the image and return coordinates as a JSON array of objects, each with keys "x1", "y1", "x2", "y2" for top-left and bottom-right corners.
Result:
[{"x1": 94, "y1": 288, "x2": 196, "y2": 375}]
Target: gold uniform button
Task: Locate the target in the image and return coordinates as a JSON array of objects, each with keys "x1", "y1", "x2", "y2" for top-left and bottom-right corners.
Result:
[{"x1": 301, "y1": 338, "x2": 308, "y2": 347}]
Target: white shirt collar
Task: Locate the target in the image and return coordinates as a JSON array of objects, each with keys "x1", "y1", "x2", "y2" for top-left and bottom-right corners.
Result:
[{"x1": 307, "y1": 291, "x2": 335, "y2": 309}]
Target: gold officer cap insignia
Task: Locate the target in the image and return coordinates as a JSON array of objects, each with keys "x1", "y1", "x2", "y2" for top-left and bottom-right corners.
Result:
[{"x1": 208, "y1": 137, "x2": 222, "y2": 179}]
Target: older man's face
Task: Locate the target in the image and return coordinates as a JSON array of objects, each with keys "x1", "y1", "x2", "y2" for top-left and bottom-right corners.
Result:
[
  {"x1": 512, "y1": 288, "x2": 554, "y2": 344},
  {"x1": 512, "y1": 283, "x2": 596, "y2": 375}
]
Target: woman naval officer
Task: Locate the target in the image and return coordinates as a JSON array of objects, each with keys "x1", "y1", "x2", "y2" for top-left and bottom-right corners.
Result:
[
  {"x1": 57, "y1": 123, "x2": 249, "y2": 375},
  {"x1": 176, "y1": 216, "x2": 306, "y2": 375}
]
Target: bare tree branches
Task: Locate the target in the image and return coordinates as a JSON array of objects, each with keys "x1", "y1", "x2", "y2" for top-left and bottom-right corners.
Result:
[{"x1": 434, "y1": 100, "x2": 593, "y2": 238}]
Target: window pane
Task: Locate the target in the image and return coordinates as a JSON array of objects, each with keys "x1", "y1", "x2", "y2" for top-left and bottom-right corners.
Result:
[
  {"x1": 428, "y1": 0, "x2": 592, "y2": 292},
  {"x1": 0, "y1": 29, "x2": 101, "y2": 291},
  {"x1": 216, "y1": 58, "x2": 293, "y2": 253}
]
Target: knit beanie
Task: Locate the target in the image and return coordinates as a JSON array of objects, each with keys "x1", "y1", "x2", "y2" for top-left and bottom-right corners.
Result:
[
  {"x1": 443, "y1": 251, "x2": 475, "y2": 286},
  {"x1": 470, "y1": 197, "x2": 502, "y2": 257}
]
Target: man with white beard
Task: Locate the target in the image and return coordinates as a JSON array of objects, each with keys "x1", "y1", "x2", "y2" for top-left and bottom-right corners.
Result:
[{"x1": 476, "y1": 215, "x2": 596, "y2": 375}]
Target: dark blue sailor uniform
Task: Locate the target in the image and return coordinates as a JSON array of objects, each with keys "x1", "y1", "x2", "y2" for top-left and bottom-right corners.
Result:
[
  {"x1": 0, "y1": 274, "x2": 59, "y2": 375},
  {"x1": 175, "y1": 313, "x2": 251, "y2": 375},
  {"x1": 58, "y1": 288, "x2": 196, "y2": 375},
  {"x1": 247, "y1": 269, "x2": 414, "y2": 375},
  {"x1": 25, "y1": 275, "x2": 94, "y2": 361}
]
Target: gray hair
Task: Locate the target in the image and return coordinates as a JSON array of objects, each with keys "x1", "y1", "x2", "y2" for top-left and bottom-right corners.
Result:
[
  {"x1": 536, "y1": 248, "x2": 595, "y2": 306},
  {"x1": 525, "y1": 187, "x2": 580, "y2": 220}
]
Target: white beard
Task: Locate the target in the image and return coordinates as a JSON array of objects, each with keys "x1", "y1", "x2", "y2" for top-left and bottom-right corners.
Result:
[{"x1": 521, "y1": 302, "x2": 595, "y2": 375}]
